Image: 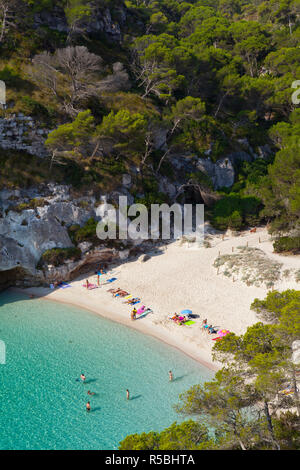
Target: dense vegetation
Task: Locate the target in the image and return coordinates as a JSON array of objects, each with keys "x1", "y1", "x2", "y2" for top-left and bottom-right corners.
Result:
[
  {"x1": 0, "y1": 0, "x2": 299, "y2": 236},
  {"x1": 119, "y1": 290, "x2": 300, "y2": 450},
  {"x1": 37, "y1": 246, "x2": 82, "y2": 268},
  {"x1": 273, "y1": 235, "x2": 300, "y2": 254}
]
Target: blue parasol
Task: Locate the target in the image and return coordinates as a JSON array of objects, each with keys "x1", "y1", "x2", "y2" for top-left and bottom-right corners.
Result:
[{"x1": 181, "y1": 309, "x2": 192, "y2": 315}]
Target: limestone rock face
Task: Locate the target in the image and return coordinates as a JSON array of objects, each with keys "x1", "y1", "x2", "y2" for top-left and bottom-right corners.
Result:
[
  {"x1": 0, "y1": 184, "x2": 142, "y2": 289},
  {"x1": 292, "y1": 340, "x2": 300, "y2": 367},
  {"x1": 0, "y1": 185, "x2": 94, "y2": 280},
  {"x1": 42, "y1": 246, "x2": 120, "y2": 282},
  {"x1": 33, "y1": 6, "x2": 125, "y2": 42},
  {"x1": 197, "y1": 157, "x2": 235, "y2": 189},
  {"x1": 0, "y1": 114, "x2": 50, "y2": 157}
]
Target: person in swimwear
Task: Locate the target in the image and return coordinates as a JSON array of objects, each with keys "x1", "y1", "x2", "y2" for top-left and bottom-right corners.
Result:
[
  {"x1": 87, "y1": 390, "x2": 95, "y2": 395},
  {"x1": 169, "y1": 370, "x2": 174, "y2": 382},
  {"x1": 131, "y1": 308, "x2": 137, "y2": 321},
  {"x1": 80, "y1": 373, "x2": 86, "y2": 382},
  {"x1": 126, "y1": 389, "x2": 130, "y2": 400},
  {"x1": 86, "y1": 401, "x2": 91, "y2": 412}
]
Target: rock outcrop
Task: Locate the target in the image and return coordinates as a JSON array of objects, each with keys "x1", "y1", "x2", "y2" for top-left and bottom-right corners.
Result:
[
  {"x1": 0, "y1": 184, "x2": 148, "y2": 289},
  {"x1": 33, "y1": 5, "x2": 125, "y2": 43},
  {"x1": 0, "y1": 114, "x2": 50, "y2": 157}
]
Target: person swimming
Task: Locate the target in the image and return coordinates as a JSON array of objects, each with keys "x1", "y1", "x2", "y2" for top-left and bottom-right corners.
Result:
[{"x1": 87, "y1": 390, "x2": 95, "y2": 395}]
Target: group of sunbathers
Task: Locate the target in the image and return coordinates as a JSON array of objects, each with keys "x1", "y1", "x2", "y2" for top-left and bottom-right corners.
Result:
[
  {"x1": 170, "y1": 313, "x2": 189, "y2": 325},
  {"x1": 202, "y1": 319, "x2": 218, "y2": 334},
  {"x1": 107, "y1": 288, "x2": 129, "y2": 297},
  {"x1": 107, "y1": 287, "x2": 152, "y2": 320}
]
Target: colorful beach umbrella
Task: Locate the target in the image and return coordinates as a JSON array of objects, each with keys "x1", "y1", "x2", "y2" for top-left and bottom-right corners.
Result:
[
  {"x1": 181, "y1": 309, "x2": 192, "y2": 315},
  {"x1": 217, "y1": 329, "x2": 230, "y2": 337}
]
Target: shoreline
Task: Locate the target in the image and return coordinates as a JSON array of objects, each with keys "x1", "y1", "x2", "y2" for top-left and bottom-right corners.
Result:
[
  {"x1": 10, "y1": 286, "x2": 219, "y2": 372},
  {"x1": 7, "y1": 227, "x2": 299, "y2": 375}
]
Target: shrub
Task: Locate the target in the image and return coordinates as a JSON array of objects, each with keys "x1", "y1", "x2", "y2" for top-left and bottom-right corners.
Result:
[
  {"x1": 37, "y1": 247, "x2": 81, "y2": 268},
  {"x1": 20, "y1": 96, "x2": 55, "y2": 125},
  {"x1": 9, "y1": 198, "x2": 48, "y2": 213},
  {"x1": 68, "y1": 218, "x2": 98, "y2": 244},
  {"x1": 212, "y1": 194, "x2": 262, "y2": 231},
  {"x1": 273, "y1": 237, "x2": 300, "y2": 254}
]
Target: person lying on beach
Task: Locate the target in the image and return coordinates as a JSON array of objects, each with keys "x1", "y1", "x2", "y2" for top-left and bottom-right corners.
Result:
[
  {"x1": 207, "y1": 325, "x2": 218, "y2": 334},
  {"x1": 110, "y1": 288, "x2": 122, "y2": 295},
  {"x1": 171, "y1": 314, "x2": 188, "y2": 325},
  {"x1": 125, "y1": 298, "x2": 140, "y2": 304},
  {"x1": 113, "y1": 290, "x2": 128, "y2": 297},
  {"x1": 171, "y1": 313, "x2": 179, "y2": 321},
  {"x1": 117, "y1": 291, "x2": 129, "y2": 297}
]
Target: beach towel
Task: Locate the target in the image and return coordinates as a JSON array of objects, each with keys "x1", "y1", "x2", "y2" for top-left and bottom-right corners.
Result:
[
  {"x1": 137, "y1": 306, "x2": 146, "y2": 315},
  {"x1": 184, "y1": 320, "x2": 195, "y2": 325},
  {"x1": 82, "y1": 283, "x2": 97, "y2": 289},
  {"x1": 124, "y1": 295, "x2": 132, "y2": 299},
  {"x1": 59, "y1": 282, "x2": 72, "y2": 289},
  {"x1": 131, "y1": 301, "x2": 140, "y2": 305},
  {"x1": 137, "y1": 309, "x2": 153, "y2": 319},
  {"x1": 107, "y1": 278, "x2": 117, "y2": 283}
]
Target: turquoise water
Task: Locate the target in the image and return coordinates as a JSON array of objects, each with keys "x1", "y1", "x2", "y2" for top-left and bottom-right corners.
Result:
[{"x1": 0, "y1": 291, "x2": 213, "y2": 450}]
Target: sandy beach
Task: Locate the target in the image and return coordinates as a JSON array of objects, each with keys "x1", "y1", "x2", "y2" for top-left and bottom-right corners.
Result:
[{"x1": 16, "y1": 227, "x2": 299, "y2": 371}]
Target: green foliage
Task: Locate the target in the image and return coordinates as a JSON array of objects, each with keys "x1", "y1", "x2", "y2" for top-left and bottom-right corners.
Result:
[
  {"x1": 46, "y1": 110, "x2": 95, "y2": 160},
  {"x1": 0, "y1": 0, "x2": 299, "y2": 236},
  {"x1": 9, "y1": 198, "x2": 48, "y2": 213},
  {"x1": 212, "y1": 193, "x2": 262, "y2": 230},
  {"x1": 119, "y1": 420, "x2": 213, "y2": 450},
  {"x1": 37, "y1": 246, "x2": 81, "y2": 268},
  {"x1": 68, "y1": 217, "x2": 98, "y2": 245},
  {"x1": 273, "y1": 236, "x2": 300, "y2": 254},
  {"x1": 20, "y1": 96, "x2": 56, "y2": 125}
]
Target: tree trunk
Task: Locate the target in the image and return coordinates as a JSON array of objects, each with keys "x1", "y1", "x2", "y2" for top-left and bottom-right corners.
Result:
[
  {"x1": 215, "y1": 91, "x2": 229, "y2": 118},
  {"x1": 291, "y1": 366, "x2": 300, "y2": 417},
  {"x1": 0, "y1": 7, "x2": 7, "y2": 43},
  {"x1": 264, "y1": 400, "x2": 280, "y2": 450}
]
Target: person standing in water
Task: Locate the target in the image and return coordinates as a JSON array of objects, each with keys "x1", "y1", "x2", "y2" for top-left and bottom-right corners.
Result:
[
  {"x1": 86, "y1": 401, "x2": 91, "y2": 412},
  {"x1": 126, "y1": 389, "x2": 130, "y2": 400},
  {"x1": 169, "y1": 370, "x2": 173, "y2": 382},
  {"x1": 80, "y1": 373, "x2": 86, "y2": 382}
]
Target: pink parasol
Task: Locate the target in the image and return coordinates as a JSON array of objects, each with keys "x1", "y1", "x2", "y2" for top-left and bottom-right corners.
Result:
[{"x1": 217, "y1": 329, "x2": 230, "y2": 337}]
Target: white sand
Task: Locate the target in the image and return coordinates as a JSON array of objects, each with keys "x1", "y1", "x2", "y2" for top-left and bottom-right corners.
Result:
[{"x1": 17, "y1": 227, "x2": 299, "y2": 371}]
